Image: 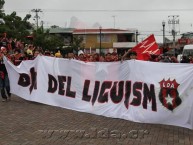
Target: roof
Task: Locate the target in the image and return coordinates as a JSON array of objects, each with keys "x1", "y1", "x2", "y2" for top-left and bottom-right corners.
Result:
[
  {"x1": 73, "y1": 28, "x2": 136, "y2": 35},
  {"x1": 0, "y1": 18, "x2": 5, "y2": 24},
  {"x1": 49, "y1": 28, "x2": 75, "y2": 34},
  {"x1": 49, "y1": 27, "x2": 137, "y2": 35},
  {"x1": 181, "y1": 32, "x2": 193, "y2": 35},
  {"x1": 184, "y1": 44, "x2": 193, "y2": 50}
]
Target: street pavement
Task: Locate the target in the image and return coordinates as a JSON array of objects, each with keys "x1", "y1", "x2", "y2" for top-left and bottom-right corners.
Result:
[{"x1": 0, "y1": 95, "x2": 193, "y2": 145}]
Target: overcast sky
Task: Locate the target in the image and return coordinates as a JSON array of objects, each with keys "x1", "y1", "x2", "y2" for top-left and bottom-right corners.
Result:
[{"x1": 3, "y1": 0, "x2": 193, "y2": 42}]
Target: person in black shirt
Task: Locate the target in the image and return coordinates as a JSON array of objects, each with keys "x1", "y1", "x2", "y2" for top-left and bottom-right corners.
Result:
[{"x1": 0, "y1": 47, "x2": 11, "y2": 102}]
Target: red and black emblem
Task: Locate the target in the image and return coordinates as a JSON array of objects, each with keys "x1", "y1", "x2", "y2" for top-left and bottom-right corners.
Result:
[{"x1": 159, "y1": 79, "x2": 181, "y2": 111}]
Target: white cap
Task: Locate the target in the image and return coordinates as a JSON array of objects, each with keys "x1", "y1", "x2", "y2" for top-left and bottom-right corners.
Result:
[
  {"x1": 78, "y1": 50, "x2": 84, "y2": 56},
  {"x1": 1, "y1": 46, "x2": 6, "y2": 52}
]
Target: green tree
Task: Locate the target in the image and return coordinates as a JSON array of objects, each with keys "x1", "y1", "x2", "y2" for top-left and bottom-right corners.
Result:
[
  {"x1": 0, "y1": 0, "x2": 5, "y2": 21},
  {"x1": 0, "y1": 11, "x2": 32, "y2": 41},
  {"x1": 0, "y1": 0, "x2": 4, "y2": 9},
  {"x1": 0, "y1": 0, "x2": 67, "y2": 51},
  {"x1": 32, "y1": 28, "x2": 64, "y2": 50},
  {"x1": 70, "y1": 36, "x2": 84, "y2": 53}
]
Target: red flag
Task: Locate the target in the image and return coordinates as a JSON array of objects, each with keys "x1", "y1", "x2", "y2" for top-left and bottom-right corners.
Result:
[{"x1": 132, "y1": 34, "x2": 160, "y2": 60}]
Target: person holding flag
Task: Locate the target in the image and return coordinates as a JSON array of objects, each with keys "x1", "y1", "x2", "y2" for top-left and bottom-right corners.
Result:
[
  {"x1": 121, "y1": 50, "x2": 137, "y2": 61},
  {"x1": 122, "y1": 34, "x2": 160, "y2": 61}
]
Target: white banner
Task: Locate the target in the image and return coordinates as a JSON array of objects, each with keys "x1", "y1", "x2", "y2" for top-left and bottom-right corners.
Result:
[{"x1": 4, "y1": 56, "x2": 193, "y2": 129}]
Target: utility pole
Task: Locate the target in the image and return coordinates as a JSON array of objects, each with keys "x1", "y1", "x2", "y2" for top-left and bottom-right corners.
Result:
[
  {"x1": 136, "y1": 30, "x2": 139, "y2": 44},
  {"x1": 31, "y1": 9, "x2": 42, "y2": 30},
  {"x1": 162, "y1": 21, "x2": 166, "y2": 47},
  {"x1": 99, "y1": 26, "x2": 102, "y2": 55},
  {"x1": 41, "y1": 20, "x2": 44, "y2": 32},
  {"x1": 168, "y1": 15, "x2": 179, "y2": 49}
]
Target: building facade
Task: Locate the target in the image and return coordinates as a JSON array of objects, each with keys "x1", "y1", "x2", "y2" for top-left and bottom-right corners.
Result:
[
  {"x1": 73, "y1": 28, "x2": 137, "y2": 54},
  {"x1": 49, "y1": 27, "x2": 137, "y2": 54}
]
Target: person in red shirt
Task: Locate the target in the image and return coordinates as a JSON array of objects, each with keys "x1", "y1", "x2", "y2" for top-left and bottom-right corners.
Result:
[
  {"x1": 105, "y1": 53, "x2": 112, "y2": 62},
  {"x1": 93, "y1": 53, "x2": 100, "y2": 62}
]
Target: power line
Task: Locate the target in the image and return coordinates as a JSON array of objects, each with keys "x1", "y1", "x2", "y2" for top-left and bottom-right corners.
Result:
[{"x1": 3, "y1": 8, "x2": 193, "y2": 13}]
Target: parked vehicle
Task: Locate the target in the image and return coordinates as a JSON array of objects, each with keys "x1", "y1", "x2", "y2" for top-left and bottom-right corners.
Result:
[{"x1": 177, "y1": 44, "x2": 193, "y2": 62}]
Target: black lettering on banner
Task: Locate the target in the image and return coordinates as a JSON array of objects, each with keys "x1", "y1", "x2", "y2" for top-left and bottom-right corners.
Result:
[
  {"x1": 82, "y1": 80, "x2": 91, "y2": 102},
  {"x1": 92, "y1": 81, "x2": 100, "y2": 105},
  {"x1": 98, "y1": 81, "x2": 112, "y2": 103},
  {"x1": 66, "y1": 76, "x2": 76, "y2": 98},
  {"x1": 110, "y1": 81, "x2": 124, "y2": 103},
  {"x1": 18, "y1": 73, "x2": 30, "y2": 87},
  {"x1": 143, "y1": 83, "x2": 157, "y2": 111},
  {"x1": 29, "y1": 67, "x2": 37, "y2": 94},
  {"x1": 124, "y1": 81, "x2": 131, "y2": 109},
  {"x1": 130, "y1": 82, "x2": 142, "y2": 106},
  {"x1": 17, "y1": 67, "x2": 37, "y2": 94},
  {"x1": 47, "y1": 74, "x2": 58, "y2": 93},
  {"x1": 58, "y1": 76, "x2": 66, "y2": 95}
]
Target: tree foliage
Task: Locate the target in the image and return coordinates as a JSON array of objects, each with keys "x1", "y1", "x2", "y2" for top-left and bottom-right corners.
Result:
[
  {"x1": 32, "y1": 28, "x2": 64, "y2": 50},
  {"x1": 0, "y1": 1, "x2": 73, "y2": 52},
  {"x1": 70, "y1": 36, "x2": 84, "y2": 53},
  {"x1": 0, "y1": 0, "x2": 4, "y2": 13},
  {"x1": 0, "y1": 11, "x2": 32, "y2": 41}
]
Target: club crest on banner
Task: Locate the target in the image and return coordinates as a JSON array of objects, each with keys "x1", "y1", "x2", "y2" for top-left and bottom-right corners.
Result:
[{"x1": 159, "y1": 78, "x2": 182, "y2": 111}]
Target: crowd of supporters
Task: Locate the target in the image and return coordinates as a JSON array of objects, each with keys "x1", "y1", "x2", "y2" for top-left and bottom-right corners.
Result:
[
  {"x1": 5, "y1": 46, "x2": 193, "y2": 65},
  {"x1": 1, "y1": 35, "x2": 193, "y2": 65}
]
